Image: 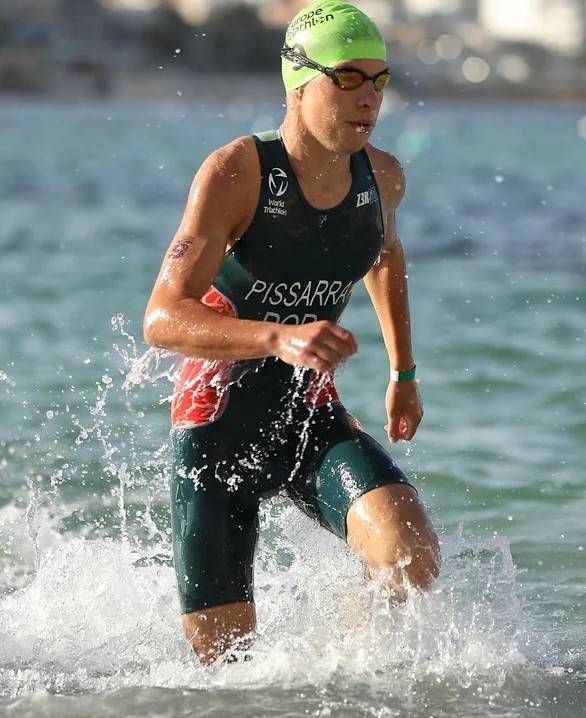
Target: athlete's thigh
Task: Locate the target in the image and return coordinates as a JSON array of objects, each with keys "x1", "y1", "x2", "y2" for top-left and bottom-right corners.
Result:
[
  {"x1": 171, "y1": 428, "x2": 260, "y2": 614},
  {"x1": 287, "y1": 406, "x2": 412, "y2": 540}
]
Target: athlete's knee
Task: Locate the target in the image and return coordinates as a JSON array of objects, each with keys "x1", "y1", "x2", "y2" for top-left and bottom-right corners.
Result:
[
  {"x1": 368, "y1": 527, "x2": 440, "y2": 592},
  {"x1": 348, "y1": 496, "x2": 440, "y2": 592},
  {"x1": 348, "y1": 484, "x2": 439, "y2": 583},
  {"x1": 399, "y1": 519, "x2": 440, "y2": 589},
  {"x1": 182, "y1": 602, "x2": 256, "y2": 665},
  {"x1": 395, "y1": 537, "x2": 440, "y2": 591}
]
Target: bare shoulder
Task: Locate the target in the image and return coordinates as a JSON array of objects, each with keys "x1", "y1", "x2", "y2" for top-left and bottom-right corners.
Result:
[
  {"x1": 364, "y1": 144, "x2": 406, "y2": 210},
  {"x1": 187, "y1": 135, "x2": 260, "y2": 239},
  {"x1": 197, "y1": 134, "x2": 260, "y2": 192}
]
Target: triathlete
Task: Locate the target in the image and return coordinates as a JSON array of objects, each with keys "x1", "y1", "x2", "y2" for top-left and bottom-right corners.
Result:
[{"x1": 144, "y1": 0, "x2": 440, "y2": 664}]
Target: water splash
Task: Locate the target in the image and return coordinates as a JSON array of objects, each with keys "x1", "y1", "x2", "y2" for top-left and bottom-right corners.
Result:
[
  {"x1": 0, "y1": 320, "x2": 580, "y2": 716},
  {"x1": 0, "y1": 508, "x2": 564, "y2": 703}
]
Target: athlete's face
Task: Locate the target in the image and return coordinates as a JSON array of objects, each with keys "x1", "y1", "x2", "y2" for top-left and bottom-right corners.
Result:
[{"x1": 300, "y1": 58, "x2": 389, "y2": 153}]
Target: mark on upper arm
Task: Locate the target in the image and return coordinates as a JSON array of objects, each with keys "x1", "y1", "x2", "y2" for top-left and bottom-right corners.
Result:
[{"x1": 169, "y1": 236, "x2": 196, "y2": 260}]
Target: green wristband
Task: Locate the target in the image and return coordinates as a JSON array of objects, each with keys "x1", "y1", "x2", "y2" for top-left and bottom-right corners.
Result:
[{"x1": 390, "y1": 365, "x2": 416, "y2": 382}]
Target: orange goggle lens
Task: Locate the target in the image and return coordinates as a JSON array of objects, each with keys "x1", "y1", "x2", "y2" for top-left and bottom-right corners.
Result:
[{"x1": 331, "y1": 69, "x2": 391, "y2": 92}]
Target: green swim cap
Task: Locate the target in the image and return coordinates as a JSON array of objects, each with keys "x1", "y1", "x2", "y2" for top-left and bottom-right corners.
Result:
[{"x1": 281, "y1": 1, "x2": 387, "y2": 93}]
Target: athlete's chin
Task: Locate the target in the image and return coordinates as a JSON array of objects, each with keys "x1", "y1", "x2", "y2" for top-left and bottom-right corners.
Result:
[
  {"x1": 338, "y1": 132, "x2": 371, "y2": 153},
  {"x1": 345, "y1": 123, "x2": 374, "y2": 145},
  {"x1": 320, "y1": 126, "x2": 373, "y2": 154}
]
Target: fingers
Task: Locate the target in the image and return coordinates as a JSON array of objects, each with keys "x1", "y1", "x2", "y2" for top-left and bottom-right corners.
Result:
[
  {"x1": 314, "y1": 331, "x2": 356, "y2": 371},
  {"x1": 308, "y1": 324, "x2": 356, "y2": 371},
  {"x1": 326, "y1": 324, "x2": 359, "y2": 355},
  {"x1": 398, "y1": 416, "x2": 415, "y2": 441},
  {"x1": 278, "y1": 321, "x2": 357, "y2": 372},
  {"x1": 387, "y1": 414, "x2": 422, "y2": 443},
  {"x1": 306, "y1": 346, "x2": 345, "y2": 374},
  {"x1": 385, "y1": 382, "x2": 423, "y2": 443},
  {"x1": 386, "y1": 414, "x2": 402, "y2": 443}
]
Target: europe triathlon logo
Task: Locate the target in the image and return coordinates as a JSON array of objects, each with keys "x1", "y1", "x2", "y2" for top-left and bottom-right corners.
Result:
[{"x1": 286, "y1": 7, "x2": 335, "y2": 42}]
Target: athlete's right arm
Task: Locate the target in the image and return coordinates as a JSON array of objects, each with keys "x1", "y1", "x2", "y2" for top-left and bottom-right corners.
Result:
[{"x1": 143, "y1": 138, "x2": 356, "y2": 372}]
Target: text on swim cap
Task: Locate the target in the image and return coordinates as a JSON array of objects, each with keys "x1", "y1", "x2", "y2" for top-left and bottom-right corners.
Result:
[{"x1": 286, "y1": 8, "x2": 335, "y2": 44}]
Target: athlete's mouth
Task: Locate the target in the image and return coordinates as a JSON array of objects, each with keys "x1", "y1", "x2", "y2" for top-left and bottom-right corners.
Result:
[{"x1": 349, "y1": 121, "x2": 374, "y2": 133}]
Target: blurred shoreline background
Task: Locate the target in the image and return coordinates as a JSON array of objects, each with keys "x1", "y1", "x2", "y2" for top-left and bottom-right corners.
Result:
[{"x1": 2, "y1": 0, "x2": 586, "y2": 103}]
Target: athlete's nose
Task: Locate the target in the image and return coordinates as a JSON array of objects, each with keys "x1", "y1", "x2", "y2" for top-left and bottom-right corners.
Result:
[{"x1": 357, "y1": 81, "x2": 380, "y2": 109}]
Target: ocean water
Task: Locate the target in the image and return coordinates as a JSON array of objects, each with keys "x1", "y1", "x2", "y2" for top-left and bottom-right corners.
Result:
[{"x1": 0, "y1": 91, "x2": 585, "y2": 717}]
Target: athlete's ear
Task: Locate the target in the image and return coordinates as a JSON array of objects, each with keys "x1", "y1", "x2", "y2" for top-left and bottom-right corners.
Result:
[{"x1": 285, "y1": 86, "x2": 304, "y2": 109}]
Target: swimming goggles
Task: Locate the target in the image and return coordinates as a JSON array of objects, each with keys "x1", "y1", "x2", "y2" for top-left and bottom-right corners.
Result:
[{"x1": 281, "y1": 46, "x2": 391, "y2": 92}]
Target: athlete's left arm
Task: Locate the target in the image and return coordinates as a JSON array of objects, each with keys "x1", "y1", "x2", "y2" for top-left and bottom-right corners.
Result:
[{"x1": 363, "y1": 150, "x2": 423, "y2": 443}]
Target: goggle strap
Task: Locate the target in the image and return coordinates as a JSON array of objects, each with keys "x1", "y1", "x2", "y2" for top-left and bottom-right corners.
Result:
[{"x1": 281, "y1": 47, "x2": 324, "y2": 73}]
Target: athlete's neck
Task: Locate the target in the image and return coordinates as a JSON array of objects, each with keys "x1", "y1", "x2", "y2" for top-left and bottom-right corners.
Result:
[{"x1": 279, "y1": 118, "x2": 351, "y2": 189}]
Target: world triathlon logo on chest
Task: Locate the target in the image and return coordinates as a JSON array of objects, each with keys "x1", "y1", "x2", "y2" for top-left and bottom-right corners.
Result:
[
  {"x1": 264, "y1": 167, "x2": 289, "y2": 216},
  {"x1": 268, "y1": 167, "x2": 289, "y2": 197}
]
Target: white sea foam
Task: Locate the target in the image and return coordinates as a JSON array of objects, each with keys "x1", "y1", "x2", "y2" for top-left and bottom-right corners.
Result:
[{"x1": 0, "y1": 499, "x2": 553, "y2": 702}]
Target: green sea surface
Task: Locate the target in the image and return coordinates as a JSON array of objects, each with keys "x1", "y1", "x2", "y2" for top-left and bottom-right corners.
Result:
[{"x1": 0, "y1": 95, "x2": 585, "y2": 717}]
